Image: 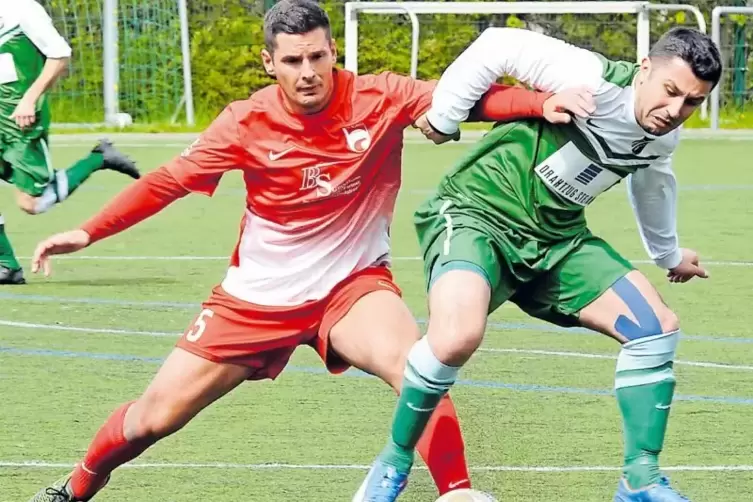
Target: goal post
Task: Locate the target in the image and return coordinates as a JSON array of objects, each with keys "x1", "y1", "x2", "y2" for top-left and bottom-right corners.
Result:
[
  {"x1": 42, "y1": 0, "x2": 195, "y2": 128},
  {"x1": 344, "y1": 1, "x2": 708, "y2": 119},
  {"x1": 710, "y1": 6, "x2": 753, "y2": 130}
]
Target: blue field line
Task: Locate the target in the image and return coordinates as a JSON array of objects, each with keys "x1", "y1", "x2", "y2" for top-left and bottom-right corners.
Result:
[
  {"x1": 3, "y1": 290, "x2": 753, "y2": 344},
  {"x1": 2, "y1": 345, "x2": 752, "y2": 406}
]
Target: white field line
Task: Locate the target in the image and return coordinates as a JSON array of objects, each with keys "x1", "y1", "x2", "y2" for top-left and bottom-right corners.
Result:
[
  {"x1": 0, "y1": 319, "x2": 175, "y2": 337},
  {"x1": 2, "y1": 318, "x2": 750, "y2": 372},
  {"x1": 477, "y1": 347, "x2": 753, "y2": 371},
  {"x1": 2, "y1": 460, "x2": 753, "y2": 472},
  {"x1": 14, "y1": 256, "x2": 753, "y2": 267}
]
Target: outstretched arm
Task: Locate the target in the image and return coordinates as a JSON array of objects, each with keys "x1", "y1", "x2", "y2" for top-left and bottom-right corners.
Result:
[
  {"x1": 31, "y1": 106, "x2": 246, "y2": 275},
  {"x1": 80, "y1": 167, "x2": 189, "y2": 244},
  {"x1": 427, "y1": 27, "x2": 605, "y2": 135},
  {"x1": 389, "y1": 71, "x2": 594, "y2": 144},
  {"x1": 467, "y1": 83, "x2": 552, "y2": 122},
  {"x1": 386, "y1": 72, "x2": 558, "y2": 129}
]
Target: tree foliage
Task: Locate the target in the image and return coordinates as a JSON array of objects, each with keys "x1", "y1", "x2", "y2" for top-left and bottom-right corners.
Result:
[{"x1": 42, "y1": 0, "x2": 750, "y2": 123}]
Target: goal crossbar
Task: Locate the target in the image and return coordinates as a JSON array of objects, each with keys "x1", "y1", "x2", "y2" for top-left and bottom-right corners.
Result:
[{"x1": 344, "y1": 1, "x2": 708, "y2": 119}]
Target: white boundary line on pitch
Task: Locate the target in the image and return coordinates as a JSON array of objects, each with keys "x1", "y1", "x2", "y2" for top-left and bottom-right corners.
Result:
[
  {"x1": 477, "y1": 348, "x2": 753, "y2": 371},
  {"x1": 0, "y1": 319, "x2": 175, "y2": 337},
  {"x1": 3, "y1": 460, "x2": 753, "y2": 472},
  {"x1": 3, "y1": 318, "x2": 752, "y2": 372},
  {"x1": 14, "y1": 256, "x2": 753, "y2": 267}
]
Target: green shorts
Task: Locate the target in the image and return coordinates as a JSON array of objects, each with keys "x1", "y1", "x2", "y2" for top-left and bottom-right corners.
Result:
[
  {"x1": 0, "y1": 103, "x2": 53, "y2": 198},
  {"x1": 0, "y1": 132, "x2": 53, "y2": 197},
  {"x1": 416, "y1": 196, "x2": 634, "y2": 327}
]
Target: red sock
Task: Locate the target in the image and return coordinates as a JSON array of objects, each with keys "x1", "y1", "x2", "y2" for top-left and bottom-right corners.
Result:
[
  {"x1": 416, "y1": 394, "x2": 472, "y2": 494},
  {"x1": 70, "y1": 401, "x2": 154, "y2": 500}
]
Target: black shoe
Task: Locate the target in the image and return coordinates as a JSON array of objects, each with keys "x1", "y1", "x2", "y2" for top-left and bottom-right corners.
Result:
[
  {"x1": 0, "y1": 265, "x2": 25, "y2": 284},
  {"x1": 93, "y1": 139, "x2": 140, "y2": 180}
]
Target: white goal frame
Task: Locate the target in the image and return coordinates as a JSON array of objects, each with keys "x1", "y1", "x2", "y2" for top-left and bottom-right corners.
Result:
[
  {"x1": 710, "y1": 6, "x2": 753, "y2": 130},
  {"x1": 54, "y1": 0, "x2": 195, "y2": 128},
  {"x1": 343, "y1": 1, "x2": 707, "y2": 119}
]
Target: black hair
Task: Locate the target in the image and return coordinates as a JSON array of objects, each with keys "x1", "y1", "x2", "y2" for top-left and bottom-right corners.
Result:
[
  {"x1": 263, "y1": 0, "x2": 331, "y2": 53},
  {"x1": 649, "y1": 27, "x2": 722, "y2": 86}
]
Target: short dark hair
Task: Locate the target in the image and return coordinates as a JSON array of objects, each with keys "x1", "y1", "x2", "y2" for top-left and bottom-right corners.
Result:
[
  {"x1": 263, "y1": 0, "x2": 331, "y2": 52},
  {"x1": 649, "y1": 27, "x2": 723, "y2": 87}
]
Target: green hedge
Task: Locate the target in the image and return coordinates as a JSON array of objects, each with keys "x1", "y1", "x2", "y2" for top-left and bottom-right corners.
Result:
[{"x1": 42, "y1": 0, "x2": 750, "y2": 125}]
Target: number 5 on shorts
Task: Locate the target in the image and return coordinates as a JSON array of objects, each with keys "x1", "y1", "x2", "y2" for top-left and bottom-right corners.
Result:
[{"x1": 185, "y1": 308, "x2": 214, "y2": 342}]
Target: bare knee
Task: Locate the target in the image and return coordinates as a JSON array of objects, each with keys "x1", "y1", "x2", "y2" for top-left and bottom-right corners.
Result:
[
  {"x1": 123, "y1": 392, "x2": 190, "y2": 442},
  {"x1": 656, "y1": 306, "x2": 680, "y2": 333},
  {"x1": 427, "y1": 313, "x2": 486, "y2": 366},
  {"x1": 15, "y1": 192, "x2": 38, "y2": 215}
]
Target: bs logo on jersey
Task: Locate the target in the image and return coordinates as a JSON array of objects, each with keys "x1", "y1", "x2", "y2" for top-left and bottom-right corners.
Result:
[{"x1": 300, "y1": 164, "x2": 333, "y2": 197}]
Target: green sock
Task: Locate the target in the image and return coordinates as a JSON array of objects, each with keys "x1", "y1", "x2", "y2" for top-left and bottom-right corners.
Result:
[
  {"x1": 61, "y1": 152, "x2": 104, "y2": 195},
  {"x1": 0, "y1": 215, "x2": 20, "y2": 269},
  {"x1": 378, "y1": 377, "x2": 446, "y2": 471},
  {"x1": 616, "y1": 362, "x2": 676, "y2": 489},
  {"x1": 30, "y1": 153, "x2": 106, "y2": 215}
]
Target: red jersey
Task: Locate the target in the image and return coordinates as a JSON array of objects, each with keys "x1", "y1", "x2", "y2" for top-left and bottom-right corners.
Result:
[{"x1": 82, "y1": 69, "x2": 550, "y2": 307}]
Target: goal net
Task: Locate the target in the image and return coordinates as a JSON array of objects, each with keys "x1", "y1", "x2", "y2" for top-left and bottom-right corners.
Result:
[
  {"x1": 712, "y1": 8, "x2": 752, "y2": 127},
  {"x1": 41, "y1": 0, "x2": 192, "y2": 128}
]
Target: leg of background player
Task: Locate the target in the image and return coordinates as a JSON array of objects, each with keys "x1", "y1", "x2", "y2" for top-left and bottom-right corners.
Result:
[
  {"x1": 328, "y1": 289, "x2": 471, "y2": 496},
  {"x1": 0, "y1": 213, "x2": 24, "y2": 284},
  {"x1": 12, "y1": 139, "x2": 139, "y2": 216},
  {"x1": 28, "y1": 348, "x2": 252, "y2": 502}
]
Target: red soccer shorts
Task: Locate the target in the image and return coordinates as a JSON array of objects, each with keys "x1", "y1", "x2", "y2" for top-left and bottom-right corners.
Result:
[{"x1": 175, "y1": 266, "x2": 402, "y2": 380}]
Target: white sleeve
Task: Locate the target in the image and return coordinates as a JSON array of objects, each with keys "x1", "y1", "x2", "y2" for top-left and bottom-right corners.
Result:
[
  {"x1": 18, "y1": 0, "x2": 72, "y2": 58},
  {"x1": 627, "y1": 156, "x2": 682, "y2": 270},
  {"x1": 427, "y1": 27, "x2": 604, "y2": 135}
]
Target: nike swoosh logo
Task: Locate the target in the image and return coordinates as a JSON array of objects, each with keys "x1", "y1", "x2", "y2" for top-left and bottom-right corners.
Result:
[
  {"x1": 268, "y1": 147, "x2": 295, "y2": 161},
  {"x1": 448, "y1": 479, "x2": 469, "y2": 490},
  {"x1": 406, "y1": 402, "x2": 436, "y2": 413},
  {"x1": 656, "y1": 404, "x2": 671, "y2": 410},
  {"x1": 377, "y1": 280, "x2": 397, "y2": 293},
  {"x1": 585, "y1": 118, "x2": 601, "y2": 129}
]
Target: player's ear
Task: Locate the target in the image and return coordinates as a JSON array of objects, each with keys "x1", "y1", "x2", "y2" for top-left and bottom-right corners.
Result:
[
  {"x1": 261, "y1": 49, "x2": 275, "y2": 77},
  {"x1": 330, "y1": 38, "x2": 337, "y2": 63},
  {"x1": 636, "y1": 57, "x2": 651, "y2": 86},
  {"x1": 641, "y1": 57, "x2": 652, "y2": 72}
]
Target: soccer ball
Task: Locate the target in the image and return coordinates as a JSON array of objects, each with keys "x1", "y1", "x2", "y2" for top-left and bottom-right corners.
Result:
[{"x1": 435, "y1": 488, "x2": 499, "y2": 501}]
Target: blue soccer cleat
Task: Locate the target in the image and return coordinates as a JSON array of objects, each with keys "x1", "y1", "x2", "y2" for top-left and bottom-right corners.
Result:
[
  {"x1": 614, "y1": 476, "x2": 691, "y2": 502},
  {"x1": 352, "y1": 460, "x2": 409, "y2": 502}
]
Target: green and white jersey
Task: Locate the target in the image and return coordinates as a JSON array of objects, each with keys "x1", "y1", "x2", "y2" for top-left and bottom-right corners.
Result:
[
  {"x1": 0, "y1": 0, "x2": 71, "y2": 113},
  {"x1": 426, "y1": 28, "x2": 682, "y2": 270}
]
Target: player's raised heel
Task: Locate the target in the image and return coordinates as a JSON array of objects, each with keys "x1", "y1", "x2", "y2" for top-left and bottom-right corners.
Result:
[
  {"x1": 0, "y1": 265, "x2": 25, "y2": 284},
  {"x1": 614, "y1": 476, "x2": 691, "y2": 502},
  {"x1": 93, "y1": 139, "x2": 140, "y2": 180},
  {"x1": 353, "y1": 460, "x2": 409, "y2": 502}
]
